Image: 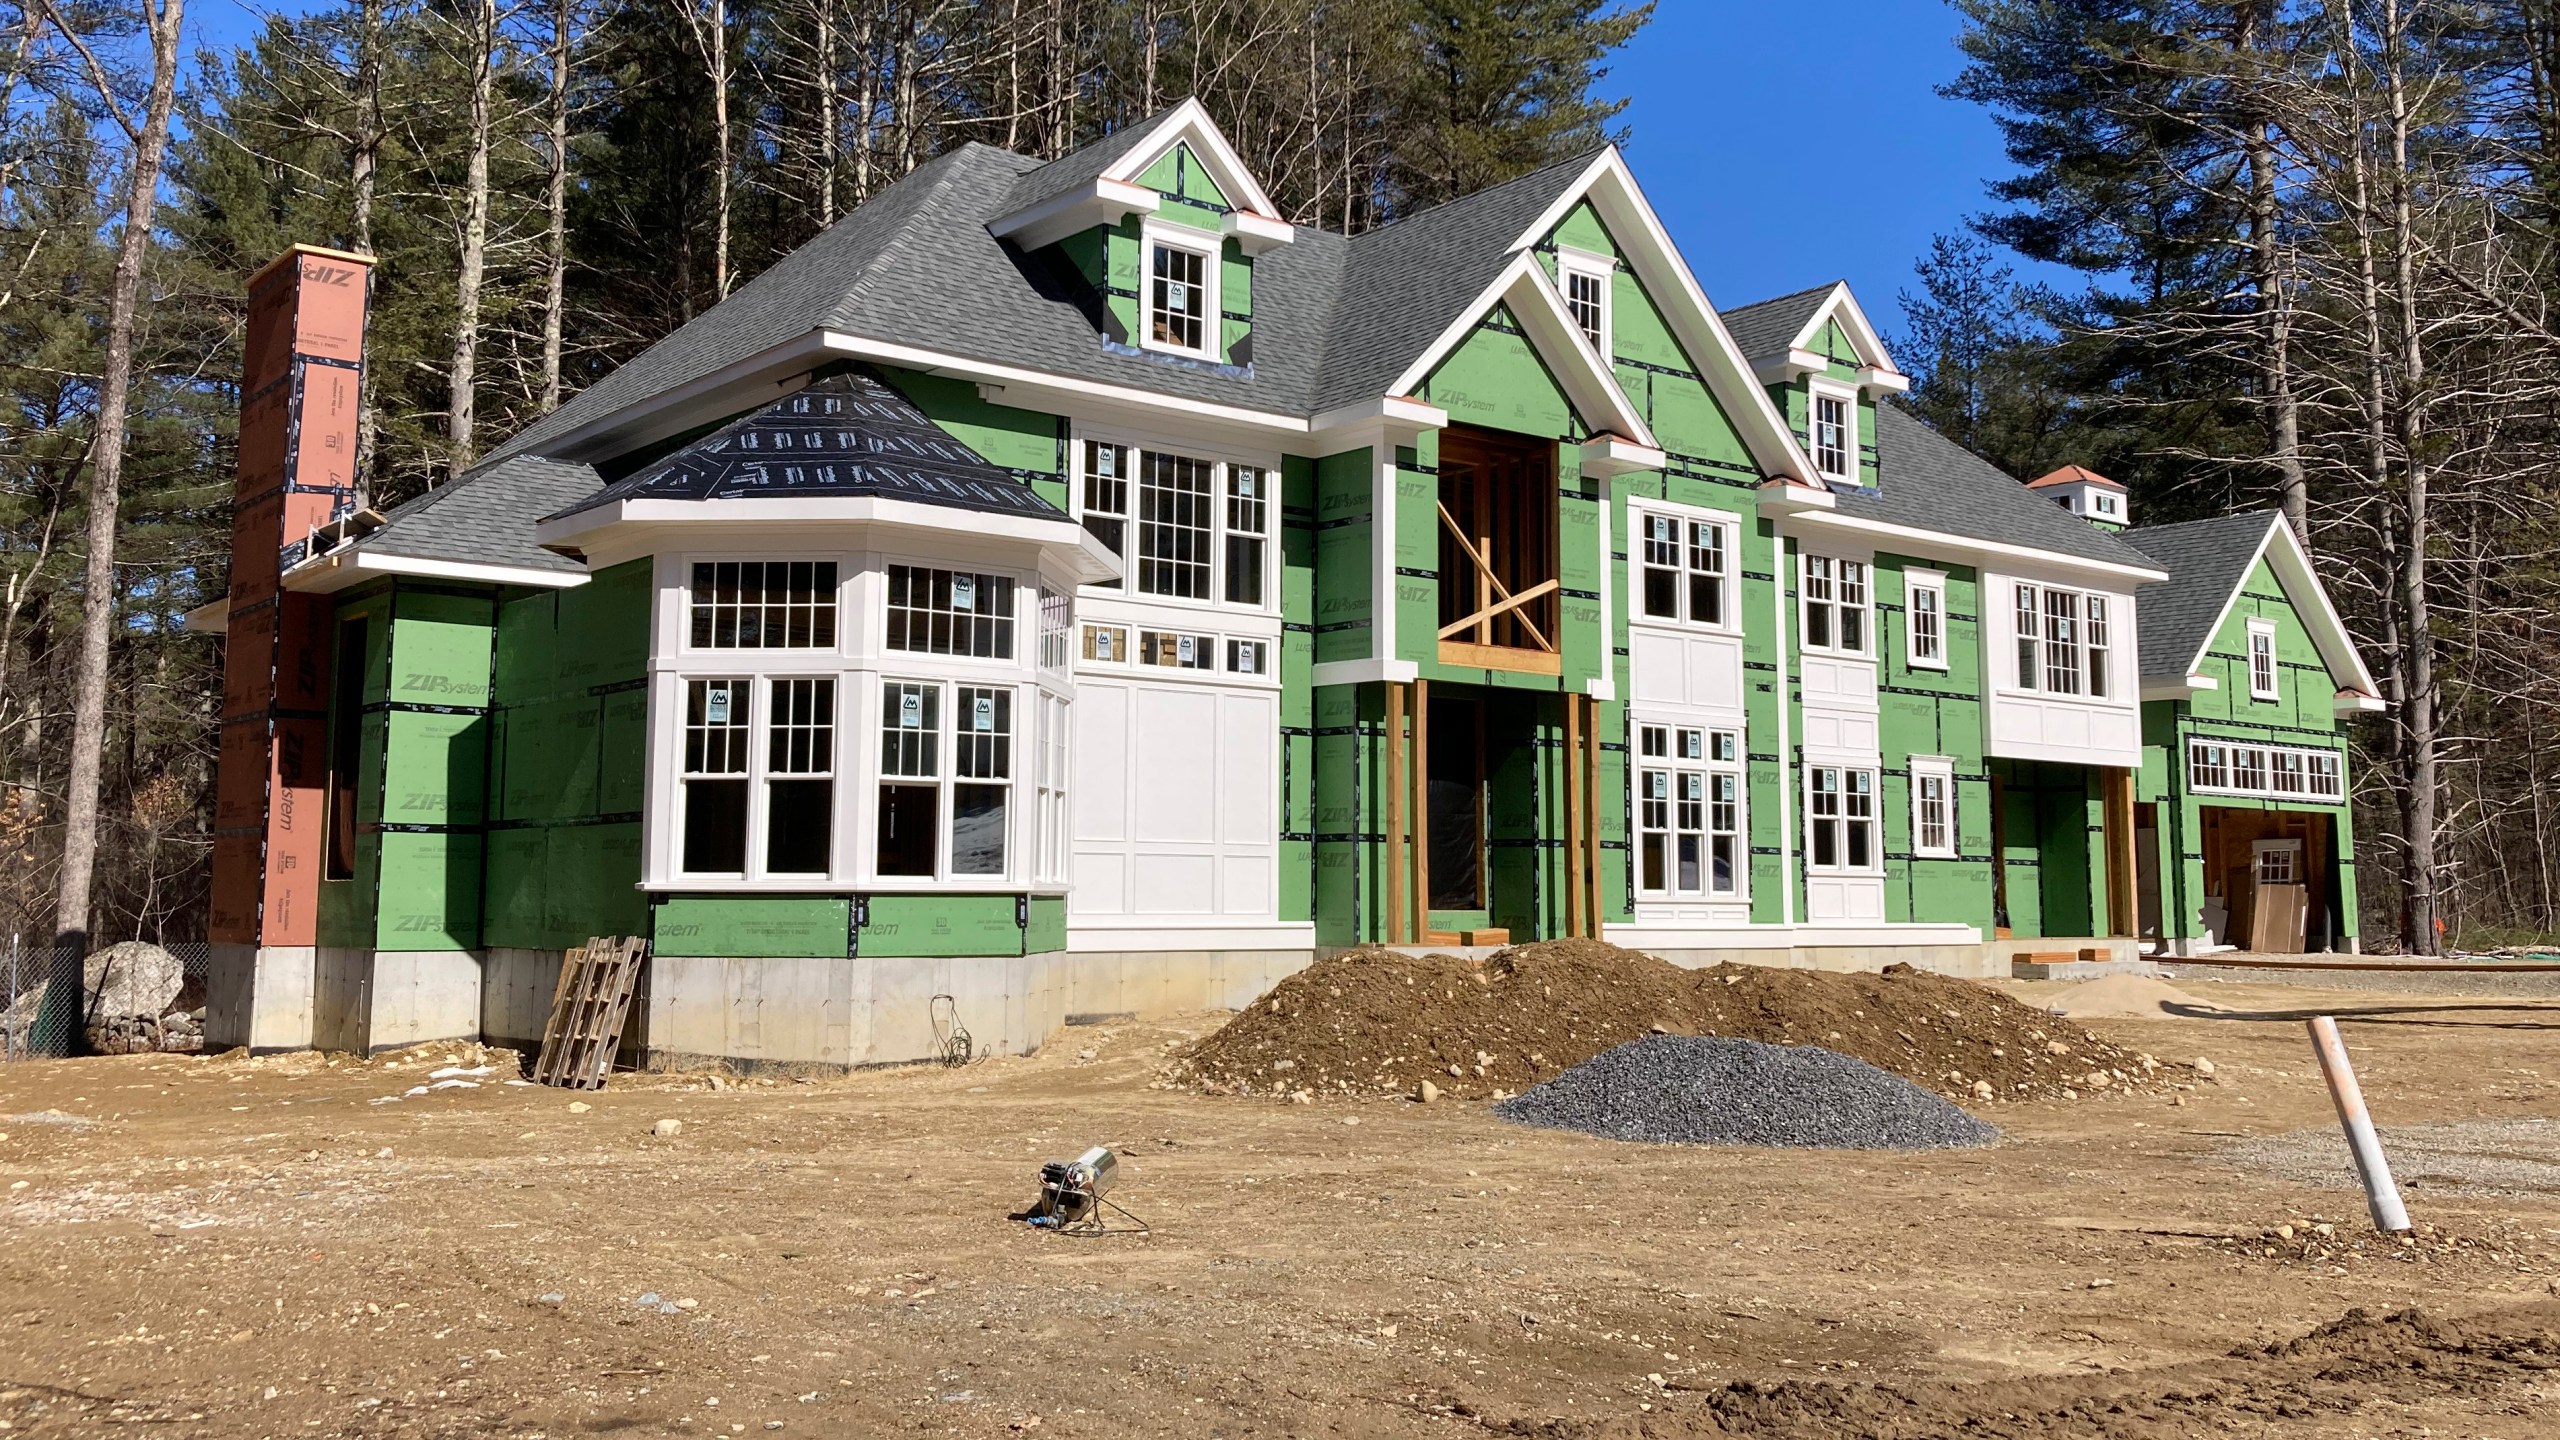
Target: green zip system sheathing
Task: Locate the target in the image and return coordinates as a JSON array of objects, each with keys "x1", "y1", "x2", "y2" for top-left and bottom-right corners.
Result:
[
  {"x1": 1874, "y1": 555, "x2": 1996, "y2": 927},
  {"x1": 483, "y1": 558, "x2": 650, "y2": 950},
  {"x1": 317, "y1": 581, "x2": 498, "y2": 952},
  {"x1": 1313, "y1": 447, "x2": 1374, "y2": 664},
  {"x1": 1279, "y1": 454, "x2": 1317, "y2": 922}
]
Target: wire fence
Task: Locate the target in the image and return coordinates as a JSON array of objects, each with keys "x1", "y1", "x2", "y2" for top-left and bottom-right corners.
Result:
[{"x1": 0, "y1": 939, "x2": 211, "y2": 1061}]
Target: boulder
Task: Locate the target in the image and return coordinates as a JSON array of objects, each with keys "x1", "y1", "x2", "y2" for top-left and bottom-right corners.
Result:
[{"x1": 83, "y1": 942, "x2": 183, "y2": 1025}]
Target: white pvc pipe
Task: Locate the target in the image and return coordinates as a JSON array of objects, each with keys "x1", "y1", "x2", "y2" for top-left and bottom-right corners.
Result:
[{"x1": 2306, "y1": 1015, "x2": 2412, "y2": 1234}]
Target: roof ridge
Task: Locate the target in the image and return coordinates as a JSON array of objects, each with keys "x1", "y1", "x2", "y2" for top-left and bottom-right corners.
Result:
[
  {"x1": 1723, "y1": 279, "x2": 1844, "y2": 316},
  {"x1": 825, "y1": 145, "x2": 1010, "y2": 330},
  {"x1": 1353, "y1": 145, "x2": 1611, "y2": 243}
]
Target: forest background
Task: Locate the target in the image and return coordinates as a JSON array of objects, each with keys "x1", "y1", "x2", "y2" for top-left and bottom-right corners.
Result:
[{"x1": 1, "y1": 0, "x2": 2543, "y2": 956}]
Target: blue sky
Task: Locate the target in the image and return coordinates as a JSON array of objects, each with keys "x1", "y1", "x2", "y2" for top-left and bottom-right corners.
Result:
[
  {"x1": 181, "y1": 0, "x2": 2034, "y2": 341},
  {"x1": 1614, "y1": 2, "x2": 2051, "y2": 339}
]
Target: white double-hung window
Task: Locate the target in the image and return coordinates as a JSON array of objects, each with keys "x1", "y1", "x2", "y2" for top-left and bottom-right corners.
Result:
[
  {"x1": 1074, "y1": 438, "x2": 1274, "y2": 611},
  {"x1": 2011, "y1": 582, "x2": 2113, "y2": 698},
  {"x1": 1808, "y1": 380, "x2": 1858, "y2": 482},
  {"x1": 675, "y1": 561, "x2": 844, "y2": 879},
  {"x1": 2248, "y1": 618, "x2": 2280, "y2": 701},
  {"x1": 1904, "y1": 569, "x2": 1946, "y2": 670},
  {"x1": 1800, "y1": 553, "x2": 1870, "y2": 656},
  {"x1": 1636, "y1": 724, "x2": 1743, "y2": 899},
  {"x1": 1143, "y1": 224, "x2": 1218, "y2": 360},
  {"x1": 1636, "y1": 506, "x2": 1733, "y2": 628},
  {"x1": 1909, "y1": 755, "x2": 1955, "y2": 858},
  {"x1": 1556, "y1": 249, "x2": 1612, "y2": 356},
  {"x1": 876, "y1": 679, "x2": 1016, "y2": 878},
  {"x1": 1806, "y1": 766, "x2": 1878, "y2": 873}
]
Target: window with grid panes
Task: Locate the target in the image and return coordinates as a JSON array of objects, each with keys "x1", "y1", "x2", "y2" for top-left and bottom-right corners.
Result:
[
  {"x1": 1807, "y1": 766, "x2": 1877, "y2": 872},
  {"x1": 1139, "y1": 630, "x2": 1214, "y2": 669},
  {"x1": 1636, "y1": 725, "x2": 1741, "y2": 898},
  {"x1": 2249, "y1": 620, "x2": 2279, "y2": 700},
  {"x1": 1813, "y1": 393, "x2": 1852, "y2": 479},
  {"x1": 1226, "y1": 639, "x2": 1269, "y2": 676},
  {"x1": 952, "y1": 686, "x2": 1011, "y2": 876},
  {"x1": 885, "y1": 565, "x2": 1014, "y2": 658},
  {"x1": 1911, "y1": 757, "x2": 1954, "y2": 857},
  {"x1": 689, "y1": 561, "x2": 837, "y2": 648},
  {"x1": 681, "y1": 679, "x2": 752, "y2": 873},
  {"x1": 1638, "y1": 511, "x2": 1729, "y2": 627},
  {"x1": 877, "y1": 682, "x2": 940, "y2": 877},
  {"x1": 1802, "y1": 554, "x2": 1867, "y2": 654},
  {"x1": 1081, "y1": 442, "x2": 1130, "y2": 587},
  {"x1": 1224, "y1": 466, "x2": 1267, "y2": 604},
  {"x1": 1563, "y1": 265, "x2": 1607, "y2": 352},
  {"x1": 1138, "y1": 452, "x2": 1214, "y2": 598},
  {"x1": 763, "y1": 677, "x2": 834, "y2": 874},
  {"x1": 1149, "y1": 241, "x2": 1208, "y2": 353},
  {"x1": 1038, "y1": 588, "x2": 1070, "y2": 670},
  {"x1": 1907, "y1": 573, "x2": 1945, "y2": 668}
]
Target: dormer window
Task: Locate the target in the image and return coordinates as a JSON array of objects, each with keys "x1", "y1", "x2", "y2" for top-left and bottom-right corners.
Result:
[
  {"x1": 1556, "y1": 250, "x2": 1612, "y2": 357},
  {"x1": 1144, "y1": 224, "x2": 1218, "y2": 360},
  {"x1": 1809, "y1": 381, "x2": 1857, "y2": 481}
]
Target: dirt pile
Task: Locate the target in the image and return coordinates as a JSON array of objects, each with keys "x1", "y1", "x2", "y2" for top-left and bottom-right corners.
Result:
[
  {"x1": 2041, "y1": 974, "x2": 2213, "y2": 1019},
  {"x1": 1176, "y1": 940, "x2": 2169, "y2": 1102}
]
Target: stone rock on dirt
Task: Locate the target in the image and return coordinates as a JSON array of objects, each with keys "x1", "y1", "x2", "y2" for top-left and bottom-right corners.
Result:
[
  {"x1": 1175, "y1": 940, "x2": 2156, "y2": 1102},
  {"x1": 2, "y1": 942, "x2": 195, "y2": 1054}
]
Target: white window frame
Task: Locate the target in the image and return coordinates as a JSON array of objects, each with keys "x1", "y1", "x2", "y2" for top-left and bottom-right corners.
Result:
[
  {"x1": 1555, "y1": 247, "x2": 1613, "y2": 358},
  {"x1": 675, "y1": 673, "x2": 843, "y2": 881},
  {"x1": 1635, "y1": 723, "x2": 1744, "y2": 900},
  {"x1": 1630, "y1": 501, "x2": 1737, "y2": 633},
  {"x1": 1904, "y1": 568, "x2": 1947, "y2": 671},
  {"x1": 2186, "y1": 738, "x2": 2345, "y2": 801},
  {"x1": 2247, "y1": 618, "x2": 2280, "y2": 701},
  {"x1": 680, "y1": 556, "x2": 846, "y2": 655},
  {"x1": 1070, "y1": 430, "x2": 1277, "y2": 616},
  {"x1": 873, "y1": 675, "x2": 1022, "y2": 883},
  {"x1": 2092, "y1": 491, "x2": 2121, "y2": 519},
  {"x1": 1909, "y1": 754, "x2": 1956, "y2": 859},
  {"x1": 2009, "y1": 580, "x2": 2115, "y2": 698},
  {"x1": 1805, "y1": 765, "x2": 1881, "y2": 875},
  {"x1": 1139, "y1": 220, "x2": 1220, "y2": 362},
  {"x1": 1799, "y1": 551, "x2": 1871, "y2": 658},
  {"x1": 1807, "y1": 378, "x2": 1860, "y2": 482}
]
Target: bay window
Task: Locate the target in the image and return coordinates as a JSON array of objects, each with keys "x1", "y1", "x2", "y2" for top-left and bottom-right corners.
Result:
[
  {"x1": 1637, "y1": 724, "x2": 1742, "y2": 899},
  {"x1": 886, "y1": 564, "x2": 1014, "y2": 658},
  {"x1": 2013, "y1": 582, "x2": 2113, "y2": 697},
  {"x1": 763, "y1": 678, "x2": 835, "y2": 875},
  {"x1": 681, "y1": 679, "x2": 753, "y2": 874},
  {"x1": 1807, "y1": 766, "x2": 1877, "y2": 873},
  {"x1": 679, "y1": 675, "x2": 836, "y2": 878},
  {"x1": 690, "y1": 560, "x2": 837, "y2": 648}
]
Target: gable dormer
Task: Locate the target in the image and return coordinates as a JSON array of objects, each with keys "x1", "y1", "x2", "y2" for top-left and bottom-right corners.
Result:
[
  {"x1": 987, "y1": 99, "x2": 1292, "y2": 371},
  {"x1": 1723, "y1": 281, "x2": 1910, "y2": 491}
]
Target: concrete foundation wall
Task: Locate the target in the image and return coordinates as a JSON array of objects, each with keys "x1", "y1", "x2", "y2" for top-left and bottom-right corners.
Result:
[
  {"x1": 203, "y1": 943, "x2": 317, "y2": 1052},
  {"x1": 482, "y1": 947, "x2": 565, "y2": 1052}
]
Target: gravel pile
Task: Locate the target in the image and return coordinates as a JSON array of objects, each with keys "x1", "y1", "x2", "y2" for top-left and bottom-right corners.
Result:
[{"x1": 1492, "y1": 1035, "x2": 2000, "y2": 1150}]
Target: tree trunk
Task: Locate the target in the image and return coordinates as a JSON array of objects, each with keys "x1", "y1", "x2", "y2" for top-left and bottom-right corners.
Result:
[
  {"x1": 816, "y1": 0, "x2": 838, "y2": 226},
  {"x1": 541, "y1": 0, "x2": 572, "y2": 412},
  {"x1": 710, "y1": 0, "x2": 730, "y2": 299},
  {"x1": 2382, "y1": 0, "x2": 2441, "y2": 954},
  {"x1": 446, "y1": 0, "x2": 495, "y2": 474},
  {"x1": 52, "y1": 0, "x2": 186, "y2": 1020},
  {"x1": 2238, "y1": 2, "x2": 2307, "y2": 540}
]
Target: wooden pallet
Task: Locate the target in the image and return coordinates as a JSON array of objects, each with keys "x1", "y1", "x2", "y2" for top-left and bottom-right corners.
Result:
[{"x1": 533, "y1": 936, "x2": 649, "y2": 1090}]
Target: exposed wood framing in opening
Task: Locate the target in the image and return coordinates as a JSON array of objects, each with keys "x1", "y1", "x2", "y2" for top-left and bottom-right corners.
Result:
[
  {"x1": 2104, "y1": 766, "x2": 2138, "y2": 938},
  {"x1": 1437, "y1": 426, "x2": 1558, "y2": 676},
  {"x1": 1386, "y1": 681, "x2": 1407, "y2": 945}
]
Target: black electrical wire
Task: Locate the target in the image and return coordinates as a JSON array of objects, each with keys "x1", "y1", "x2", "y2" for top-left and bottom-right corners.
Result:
[{"x1": 929, "y1": 994, "x2": 974, "y2": 1066}]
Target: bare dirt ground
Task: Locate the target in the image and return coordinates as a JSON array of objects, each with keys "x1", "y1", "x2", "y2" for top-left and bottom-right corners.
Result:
[{"x1": 3, "y1": 974, "x2": 2559, "y2": 1438}]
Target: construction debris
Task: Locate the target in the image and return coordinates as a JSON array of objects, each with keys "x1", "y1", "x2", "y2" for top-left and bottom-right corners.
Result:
[{"x1": 1492, "y1": 1035, "x2": 2000, "y2": 1150}]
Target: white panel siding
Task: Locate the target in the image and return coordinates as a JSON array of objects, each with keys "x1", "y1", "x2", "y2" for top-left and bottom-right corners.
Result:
[{"x1": 1071, "y1": 677, "x2": 1278, "y2": 926}]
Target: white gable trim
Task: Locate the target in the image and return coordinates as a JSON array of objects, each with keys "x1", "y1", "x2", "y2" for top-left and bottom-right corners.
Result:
[
  {"x1": 1747, "y1": 281, "x2": 1909, "y2": 392},
  {"x1": 988, "y1": 178, "x2": 1160, "y2": 251},
  {"x1": 2169, "y1": 513, "x2": 2378, "y2": 703},
  {"x1": 1507, "y1": 149, "x2": 1823, "y2": 485},
  {"x1": 1102, "y1": 98, "x2": 1286, "y2": 224},
  {"x1": 1382, "y1": 249, "x2": 1655, "y2": 447}
]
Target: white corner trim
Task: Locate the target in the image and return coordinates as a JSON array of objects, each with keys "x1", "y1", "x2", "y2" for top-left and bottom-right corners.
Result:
[
  {"x1": 987, "y1": 178, "x2": 1161, "y2": 251},
  {"x1": 1223, "y1": 209, "x2": 1294, "y2": 255},
  {"x1": 281, "y1": 549, "x2": 593, "y2": 595}
]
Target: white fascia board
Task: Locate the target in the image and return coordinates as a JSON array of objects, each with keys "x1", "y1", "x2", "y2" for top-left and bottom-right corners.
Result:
[
  {"x1": 1754, "y1": 478, "x2": 1837, "y2": 516},
  {"x1": 532, "y1": 330, "x2": 840, "y2": 464},
  {"x1": 1854, "y1": 365, "x2": 1912, "y2": 395},
  {"x1": 182, "y1": 596, "x2": 229, "y2": 635},
  {"x1": 1752, "y1": 347, "x2": 1831, "y2": 384},
  {"x1": 1579, "y1": 435, "x2": 1664, "y2": 479},
  {"x1": 830, "y1": 332, "x2": 1308, "y2": 439},
  {"x1": 1223, "y1": 210, "x2": 1294, "y2": 255},
  {"x1": 1312, "y1": 658, "x2": 1420, "y2": 688},
  {"x1": 536, "y1": 495, "x2": 1121, "y2": 584},
  {"x1": 281, "y1": 549, "x2": 593, "y2": 595},
  {"x1": 987, "y1": 179, "x2": 1160, "y2": 251},
  {"x1": 1381, "y1": 252, "x2": 1656, "y2": 448},
  {"x1": 1788, "y1": 509, "x2": 2170, "y2": 585},
  {"x1": 2336, "y1": 691, "x2": 2386, "y2": 715},
  {"x1": 1798, "y1": 282, "x2": 1905, "y2": 380},
  {"x1": 2261, "y1": 515, "x2": 2381, "y2": 698},
  {"x1": 1531, "y1": 150, "x2": 1822, "y2": 485},
  {"x1": 2140, "y1": 674, "x2": 2219, "y2": 701},
  {"x1": 1102, "y1": 98, "x2": 1284, "y2": 220}
]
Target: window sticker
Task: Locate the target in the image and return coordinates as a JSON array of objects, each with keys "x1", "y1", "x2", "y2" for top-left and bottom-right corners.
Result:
[
  {"x1": 900, "y1": 691, "x2": 922, "y2": 728},
  {"x1": 952, "y1": 574, "x2": 976, "y2": 611},
  {"x1": 973, "y1": 694, "x2": 996, "y2": 731},
  {"x1": 705, "y1": 688, "x2": 731, "y2": 724}
]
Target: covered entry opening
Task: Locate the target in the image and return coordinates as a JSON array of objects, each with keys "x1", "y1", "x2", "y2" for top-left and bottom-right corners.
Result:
[
  {"x1": 1384, "y1": 683, "x2": 1602, "y2": 944},
  {"x1": 1436, "y1": 424, "x2": 1559, "y2": 675},
  {"x1": 2199, "y1": 806, "x2": 2339, "y2": 952}
]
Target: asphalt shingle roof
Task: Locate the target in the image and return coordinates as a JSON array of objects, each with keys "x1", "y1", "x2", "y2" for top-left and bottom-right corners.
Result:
[
  {"x1": 549, "y1": 369, "x2": 1062, "y2": 521},
  {"x1": 347, "y1": 452, "x2": 599, "y2": 574},
  {"x1": 1003, "y1": 110, "x2": 1179, "y2": 215},
  {"x1": 1719, "y1": 282, "x2": 1836, "y2": 361},
  {"x1": 2117, "y1": 510, "x2": 2280, "y2": 678},
  {"x1": 1844, "y1": 405, "x2": 2160, "y2": 572}
]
